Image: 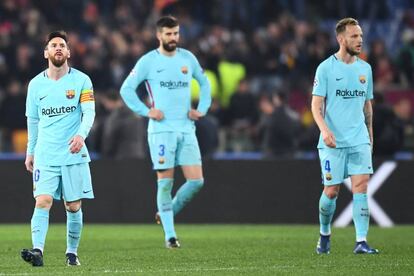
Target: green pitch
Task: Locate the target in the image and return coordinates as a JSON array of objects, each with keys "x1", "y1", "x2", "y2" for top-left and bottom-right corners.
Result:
[{"x1": 1, "y1": 224, "x2": 413, "y2": 275}]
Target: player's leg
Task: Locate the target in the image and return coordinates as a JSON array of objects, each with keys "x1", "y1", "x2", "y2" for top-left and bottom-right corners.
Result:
[
  {"x1": 148, "y1": 132, "x2": 179, "y2": 247},
  {"x1": 156, "y1": 169, "x2": 179, "y2": 248},
  {"x1": 174, "y1": 132, "x2": 204, "y2": 215},
  {"x1": 174, "y1": 165, "x2": 204, "y2": 215},
  {"x1": 61, "y1": 163, "x2": 94, "y2": 265},
  {"x1": 64, "y1": 200, "x2": 82, "y2": 265},
  {"x1": 316, "y1": 147, "x2": 345, "y2": 254},
  {"x1": 348, "y1": 144, "x2": 378, "y2": 254},
  {"x1": 22, "y1": 165, "x2": 60, "y2": 266}
]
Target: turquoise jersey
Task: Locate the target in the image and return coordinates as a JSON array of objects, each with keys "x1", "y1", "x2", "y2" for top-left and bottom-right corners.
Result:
[
  {"x1": 120, "y1": 48, "x2": 211, "y2": 133},
  {"x1": 312, "y1": 55, "x2": 373, "y2": 149},
  {"x1": 26, "y1": 68, "x2": 95, "y2": 166}
]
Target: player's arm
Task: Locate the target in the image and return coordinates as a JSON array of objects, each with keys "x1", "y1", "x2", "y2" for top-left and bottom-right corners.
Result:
[
  {"x1": 311, "y1": 64, "x2": 336, "y2": 148},
  {"x1": 365, "y1": 65, "x2": 374, "y2": 149},
  {"x1": 189, "y1": 53, "x2": 211, "y2": 121},
  {"x1": 70, "y1": 77, "x2": 95, "y2": 154},
  {"x1": 311, "y1": 96, "x2": 336, "y2": 148},
  {"x1": 25, "y1": 81, "x2": 38, "y2": 172},
  {"x1": 364, "y1": 100, "x2": 373, "y2": 147},
  {"x1": 120, "y1": 57, "x2": 163, "y2": 120}
]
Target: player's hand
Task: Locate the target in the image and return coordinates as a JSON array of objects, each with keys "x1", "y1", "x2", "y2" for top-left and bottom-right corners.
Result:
[
  {"x1": 188, "y1": 109, "x2": 203, "y2": 121},
  {"x1": 69, "y1": 135, "x2": 85, "y2": 154},
  {"x1": 322, "y1": 129, "x2": 336, "y2": 148},
  {"x1": 25, "y1": 154, "x2": 34, "y2": 173},
  {"x1": 147, "y1": 108, "x2": 164, "y2": 121}
]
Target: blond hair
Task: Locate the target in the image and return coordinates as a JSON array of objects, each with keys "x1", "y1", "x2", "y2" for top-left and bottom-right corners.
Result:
[{"x1": 335, "y1": 18, "x2": 359, "y2": 35}]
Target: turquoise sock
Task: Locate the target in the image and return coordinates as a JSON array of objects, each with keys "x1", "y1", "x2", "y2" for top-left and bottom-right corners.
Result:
[
  {"x1": 66, "y1": 209, "x2": 83, "y2": 255},
  {"x1": 31, "y1": 208, "x2": 49, "y2": 252},
  {"x1": 172, "y1": 179, "x2": 204, "y2": 215},
  {"x1": 157, "y1": 178, "x2": 176, "y2": 240},
  {"x1": 353, "y1": 193, "x2": 370, "y2": 242},
  {"x1": 319, "y1": 193, "x2": 337, "y2": 235}
]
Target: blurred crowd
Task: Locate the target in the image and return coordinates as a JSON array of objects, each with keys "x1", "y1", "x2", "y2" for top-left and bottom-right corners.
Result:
[{"x1": 0, "y1": 0, "x2": 414, "y2": 159}]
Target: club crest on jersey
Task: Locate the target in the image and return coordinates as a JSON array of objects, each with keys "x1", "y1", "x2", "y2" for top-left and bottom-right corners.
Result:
[
  {"x1": 181, "y1": 66, "x2": 188, "y2": 74},
  {"x1": 66, "y1": 90, "x2": 75, "y2": 99},
  {"x1": 359, "y1": 75, "x2": 366, "y2": 84},
  {"x1": 158, "y1": 157, "x2": 165, "y2": 164},
  {"x1": 325, "y1": 172, "x2": 332, "y2": 181}
]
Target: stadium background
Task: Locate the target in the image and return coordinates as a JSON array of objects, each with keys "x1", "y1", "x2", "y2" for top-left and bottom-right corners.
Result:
[{"x1": 0, "y1": 0, "x2": 413, "y2": 225}]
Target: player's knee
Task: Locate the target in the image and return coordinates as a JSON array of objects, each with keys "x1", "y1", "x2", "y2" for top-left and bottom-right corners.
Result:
[
  {"x1": 65, "y1": 201, "x2": 82, "y2": 213},
  {"x1": 188, "y1": 178, "x2": 204, "y2": 191},
  {"x1": 35, "y1": 195, "x2": 53, "y2": 209},
  {"x1": 324, "y1": 188, "x2": 339, "y2": 199}
]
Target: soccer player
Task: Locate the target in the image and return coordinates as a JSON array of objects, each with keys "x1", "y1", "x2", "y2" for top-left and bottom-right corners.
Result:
[
  {"x1": 21, "y1": 31, "x2": 95, "y2": 266},
  {"x1": 311, "y1": 18, "x2": 379, "y2": 254},
  {"x1": 120, "y1": 16, "x2": 211, "y2": 248}
]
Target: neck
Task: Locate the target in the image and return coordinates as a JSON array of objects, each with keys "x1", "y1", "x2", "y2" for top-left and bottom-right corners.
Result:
[
  {"x1": 47, "y1": 63, "x2": 69, "y2": 80},
  {"x1": 336, "y1": 49, "x2": 356, "y2": 64},
  {"x1": 158, "y1": 46, "x2": 176, "y2": 57}
]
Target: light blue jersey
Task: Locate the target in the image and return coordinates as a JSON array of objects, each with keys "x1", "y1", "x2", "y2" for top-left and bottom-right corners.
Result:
[
  {"x1": 312, "y1": 55, "x2": 373, "y2": 148},
  {"x1": 26, "y1": 68, "x2": 95, "y2": 166},
  {"x1": 120, "y1": 48, "x2": 211, "y2": 133}
]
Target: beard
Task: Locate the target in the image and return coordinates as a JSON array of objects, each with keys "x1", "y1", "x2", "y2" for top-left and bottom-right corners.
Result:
[
  {"x1": 345, "y1": 45, "x2": 360, "y2": 56},
  {"x1": 49, "y1": 55, "x2": 67, "y2": 67},
  {"x1": 162, "y1": 41, "x2": 177, "y2": 52}
]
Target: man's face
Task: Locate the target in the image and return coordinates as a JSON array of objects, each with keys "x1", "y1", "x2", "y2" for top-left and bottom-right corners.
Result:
[
  {"x1": 157, "y1": 26, "x2": 179, "y2": 52},
  {"x1": 44, "y1": 37, "x2": 70, "y2": 67},
  {"x1": 339, "y1": 24, "x2": 363, "y2": 56}
]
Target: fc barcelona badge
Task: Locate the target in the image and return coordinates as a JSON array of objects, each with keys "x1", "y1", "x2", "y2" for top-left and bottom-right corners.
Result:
[
  {"x1": 325, "y1": 172, "x2": 332, "y2": 181},
  {"x1": 359, "y1": 75, "x2": 366, "y2": 84},
  {"x1": 159, "y1": 157, "x2": 165, "y2": 164},
  {"x1": 66, "y1": 90, "x2": 75, "y2": 99}
]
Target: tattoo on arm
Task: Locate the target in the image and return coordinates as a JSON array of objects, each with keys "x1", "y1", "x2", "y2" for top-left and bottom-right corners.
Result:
[{"x1": 364, "y1": 102, "x2": 373, "y2": 143}]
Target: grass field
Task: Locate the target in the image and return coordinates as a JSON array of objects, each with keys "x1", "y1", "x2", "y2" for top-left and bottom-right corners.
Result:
[{"x1": 0, "y1": 224, "x2": 413, "y2": 275}]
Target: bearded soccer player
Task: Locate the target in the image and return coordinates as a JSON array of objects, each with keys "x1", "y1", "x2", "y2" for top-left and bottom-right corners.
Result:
[
  {"x1": 120, "y1": 16, "x2": 211, "y2": 248},
  {"x1": 311, "y1": 18, "x2": 378, "y2": 254},
  {"x1": 21, "y1": 31, "x2": 95, "y2": 266}
]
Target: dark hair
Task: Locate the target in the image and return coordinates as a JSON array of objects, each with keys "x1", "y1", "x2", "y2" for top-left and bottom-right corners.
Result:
[
  {"x1": 335, "y1": 18, "x2": 359, "y2": 35},
  {"x1": 156, "y1": 16, "x2": 179, "y2": 31},
  {"x1": 45, "y1": 30, "x2": 68, "y2": 46}
]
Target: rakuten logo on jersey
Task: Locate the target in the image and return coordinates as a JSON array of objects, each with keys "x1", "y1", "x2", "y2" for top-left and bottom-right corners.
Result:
[
  {"x1": 160, "y1": 81, "x2": 189, "y2": 89},
  {"x1": 336, "y1": 89, "x2": 366, "y2": 99},
  {"x1": 41, "y1": 106, "x2": 77, "y2": 117}
]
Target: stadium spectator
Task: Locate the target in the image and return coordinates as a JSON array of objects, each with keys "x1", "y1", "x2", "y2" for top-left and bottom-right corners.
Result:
[
  {"x1": 259, "y1": 91, "x2": 301, "y2": 158},
  {"x1": 101, "y1": 92, "x2": 148, "y2": 160},
  {"x1": 372, "y1": 92, "x2": 404, "y2": 156}
]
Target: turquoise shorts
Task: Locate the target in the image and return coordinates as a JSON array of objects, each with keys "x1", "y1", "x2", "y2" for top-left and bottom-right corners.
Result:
[
  {"x1": 318, "y1": 144, "x2": 373, "y2": 186},
  {"x1": 32, "y1": 162, "x2": 94, "y2": 201},
  {"x1": 148, "y1": 132, "x2": 202, "y2": 170}
]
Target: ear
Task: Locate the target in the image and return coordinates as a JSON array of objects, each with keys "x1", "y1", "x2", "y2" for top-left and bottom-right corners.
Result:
[
  {"x1": 44, "y1": 48, "x2": 48, "y2": 59},
  {"x1": 156, "y1": 31, "x2": 161, "y2": 41},
  {"x1": 67, "y1": 49, "x2": 71, "y2": 58},
  {"x1": 336, "y1": 34, "x2": 343, "y2": 45}
]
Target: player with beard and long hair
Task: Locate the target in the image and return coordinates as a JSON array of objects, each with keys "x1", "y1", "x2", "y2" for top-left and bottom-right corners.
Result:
[
  {"x1": 120, "y1": 16, "x2": 211, "y2": 248},
  {"x1": 311, "y1": 18, "x2": 378, "y2": 255},
  {"x1": 21, "y1": 31, "x2": 95, "y2": 266}
]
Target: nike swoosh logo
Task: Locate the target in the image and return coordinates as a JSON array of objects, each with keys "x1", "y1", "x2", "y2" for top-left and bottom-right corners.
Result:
[
  {"x1": 83, "y1": 190, "x2": 92, "y2": 194},
  {"x1": 156, "y1": 69, "x2": 165, "y2": 73},
  {"x1": 336, "y1": 78, "x2": 343, "y2": 81},
  {"x1": 40, "y1": 95, "x2": 48, "y2": 100}
]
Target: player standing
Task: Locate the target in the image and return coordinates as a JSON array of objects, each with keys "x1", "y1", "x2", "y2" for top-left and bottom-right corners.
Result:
[
  {"x1": 120, "y1": 16, "x2": 211, "y2": 248},
  {"x1": 311, "y1": 18, "x2": 379, "y2": 254},
  {"x1": 21, "y1": 31, "x2": 95, "y2": 266}
]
